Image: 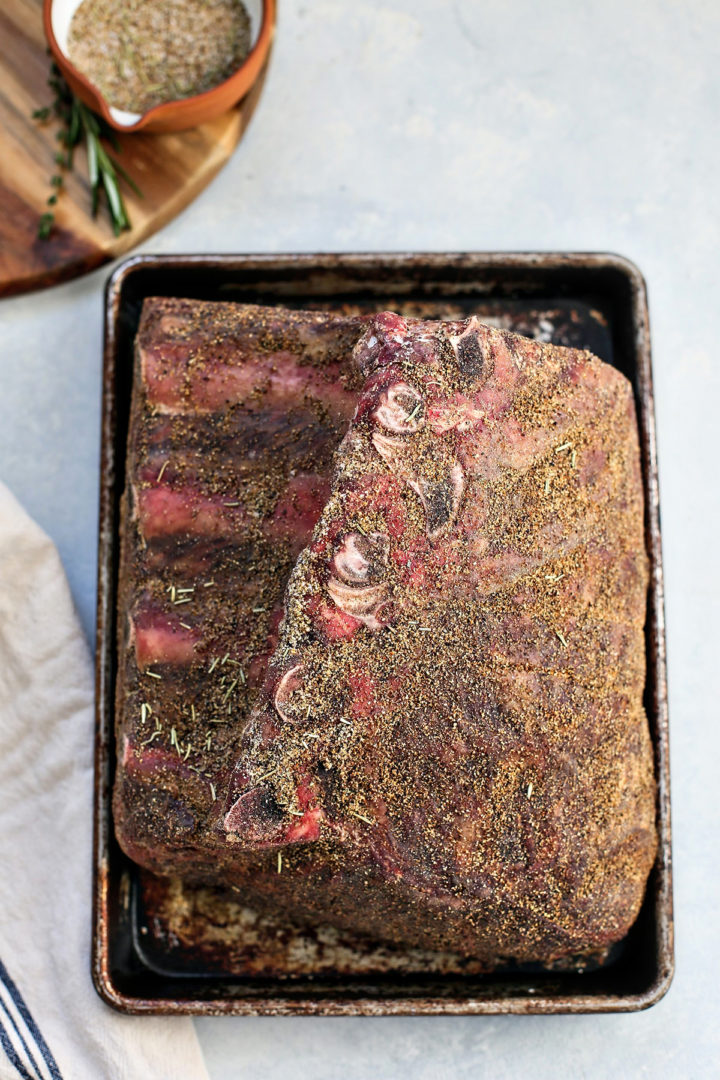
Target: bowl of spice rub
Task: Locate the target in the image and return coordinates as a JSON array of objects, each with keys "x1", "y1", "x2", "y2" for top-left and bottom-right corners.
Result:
[{"x1": 44, "y1": 0, "x2": 275, "y2": 132}]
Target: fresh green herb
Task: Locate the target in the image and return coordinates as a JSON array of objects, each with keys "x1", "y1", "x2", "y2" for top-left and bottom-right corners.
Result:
[
  {"x1": 31, "y1": 62, "x2": 142, "y2": 240},
  {"x1": 37, "y1": 213, "x2": 55, "y2": 240}
]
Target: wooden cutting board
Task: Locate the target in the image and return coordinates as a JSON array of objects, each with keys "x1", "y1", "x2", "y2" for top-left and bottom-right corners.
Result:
[{"x1": 0, "y1": 0, "x2": 267, "y2": 299}]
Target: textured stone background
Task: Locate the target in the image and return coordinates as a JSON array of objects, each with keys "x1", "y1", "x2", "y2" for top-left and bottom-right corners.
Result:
[{"x1": 1, "y1": 1, "x2": 717, "y2": 1076}]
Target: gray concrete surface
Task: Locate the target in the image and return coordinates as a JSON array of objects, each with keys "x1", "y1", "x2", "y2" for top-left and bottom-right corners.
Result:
[{"x1": 1, "y1": 1, "x2": 718, "y2": 1076}]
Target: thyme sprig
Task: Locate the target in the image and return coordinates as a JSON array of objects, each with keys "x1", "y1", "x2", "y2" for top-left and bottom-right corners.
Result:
[{"x1": 32, "y1": 63, "x2": 142, "y2": 239}]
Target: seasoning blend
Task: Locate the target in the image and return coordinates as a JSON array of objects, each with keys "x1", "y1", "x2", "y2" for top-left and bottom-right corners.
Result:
[{"x1": 67, "y1": 0, "x2": 252, "y2": 115}]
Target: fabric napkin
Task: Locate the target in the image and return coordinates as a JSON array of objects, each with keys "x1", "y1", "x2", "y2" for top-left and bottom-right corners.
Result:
[{"x1": 0, "y1": 482, "x2": 209, "y2": 1080}]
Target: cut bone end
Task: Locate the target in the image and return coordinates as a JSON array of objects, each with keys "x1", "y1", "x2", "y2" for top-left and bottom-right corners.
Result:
[{"x1": 224, "y1": 783, "x2": 323, "y2": 849}]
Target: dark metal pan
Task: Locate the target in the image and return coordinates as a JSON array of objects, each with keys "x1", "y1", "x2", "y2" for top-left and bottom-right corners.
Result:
[{"x1": 94, "y1": 253, "x2": 672, "y2": 1014}]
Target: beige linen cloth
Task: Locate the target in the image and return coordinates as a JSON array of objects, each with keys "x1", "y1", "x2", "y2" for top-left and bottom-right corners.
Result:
[{"x1": 0, "y1": 483, "x2": 209, "y2": 1080}]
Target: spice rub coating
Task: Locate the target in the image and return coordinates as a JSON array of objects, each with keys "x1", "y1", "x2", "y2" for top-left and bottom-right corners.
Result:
[
  {"x1": 113, "y1": 298, "x2": 367, "y2": 879},
  {"x1": 68, "y1": 0, "x2": 252, "y2": 115},
  {"x1": 223, "y1": 311, "x2": 657, "y2": 963}
]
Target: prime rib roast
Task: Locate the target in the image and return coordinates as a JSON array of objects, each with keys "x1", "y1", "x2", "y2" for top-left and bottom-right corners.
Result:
[{"x1": 115, "y1": 299, "x2": 657, "y2": 964}]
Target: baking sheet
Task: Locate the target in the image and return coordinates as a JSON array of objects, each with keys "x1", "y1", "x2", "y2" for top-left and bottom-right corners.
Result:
[{"x1": 95, "y1": 253, "x2": 672, "y2": 1014}]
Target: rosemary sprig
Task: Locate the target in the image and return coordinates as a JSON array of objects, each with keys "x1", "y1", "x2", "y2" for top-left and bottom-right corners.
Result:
[{"x1": 32, "y1": 63, "x2": 142, "y2": 239}]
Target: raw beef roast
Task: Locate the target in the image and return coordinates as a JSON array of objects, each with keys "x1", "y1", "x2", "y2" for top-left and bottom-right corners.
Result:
[
  {"x1": 114, "y1": 300, "x2": 656, "y2": 964},
  {"x1": 222, "y1": 312, "x2": 657, "y2": 961}
]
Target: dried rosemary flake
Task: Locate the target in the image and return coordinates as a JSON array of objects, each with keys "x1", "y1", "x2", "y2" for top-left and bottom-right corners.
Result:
[
  {"x1": 140, "y1": 702, "x2": 152, "y2": 723},
  {"x1": 223, "y1": 679, "x2": 238, "y2": 702},
  {"x1": 208, "y1": 657, "x2": 219, "y2": 674},
  {"x1": 183, "y1": 743, "x2": 192, "y2": 761},
  {"x1": 527, "y1": 783, "x2": 534, "y2": 798},
  {"x1": 556, "y1": 630, "x2": 569, "y2": 647},
  {"x1": 338, "y1": 718, "x2": 353, "y2": 727},
  {"x1": 286, "y1": 808, "x2": 304, "y2": 817},
  {"x1": 210, "y1": 782, "x2": 217, "y2": 802},
  {"x1": 407, "y1": 400, "x2": 423, "y2": 423},
  {"x1": 277, "y1": 852, "x2": 283, "y2": 874},
  {"x1": 156, "y1": 459, "x2": 169, "y2": 483},
  {"x1": 173, "y1": 597, "x2": 193, "y2": 605},
  {"x1": 179, "y1": 622, "x2": 192, "y2": 630},
  {"x1": 554, "y1": 442, "x2": 573, "y2": 454},
  {"x1": 205, "y1": 733, "x2": 212, "y2": 750},
  {"x1": 349, "y1": 810, "x2": 375, "y2": 826},
  {"x1": 252, "y1": 607, "x2": 266, "y2": 614},
  {"x1": 145, "y1": 670, "x2": 161, "y2": 679},
  {"x1": 203, "y1": 580, "x2": 216, "y2": 588},
  {"x1": 544, "y1": 474, "x2": 552, "y2": 495},
  {"x1": 571, "y1": 449, "x2": 578, "y2": 469}
]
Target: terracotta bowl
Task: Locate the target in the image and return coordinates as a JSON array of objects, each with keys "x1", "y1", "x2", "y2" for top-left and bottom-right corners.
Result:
[{"x1": 44, "y1": 0, "x2": 275, "y2": 133}]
